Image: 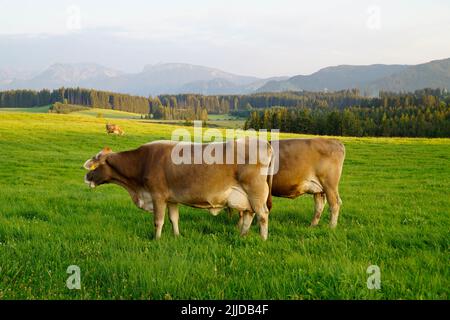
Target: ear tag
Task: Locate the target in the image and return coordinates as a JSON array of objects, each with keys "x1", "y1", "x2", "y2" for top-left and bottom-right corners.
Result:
[{"x1": 89, "y1": 163, "x2": 99, "y2": 171}]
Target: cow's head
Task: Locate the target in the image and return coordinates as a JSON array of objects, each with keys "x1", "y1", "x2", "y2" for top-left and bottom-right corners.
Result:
[{"x1": 83, "y1": 147, "x2": 114, "y2": 188}]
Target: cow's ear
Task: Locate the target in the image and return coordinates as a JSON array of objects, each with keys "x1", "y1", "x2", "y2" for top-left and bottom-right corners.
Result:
[{"x1": 83, "y1": 158, "x2": 98, "y2": 170}]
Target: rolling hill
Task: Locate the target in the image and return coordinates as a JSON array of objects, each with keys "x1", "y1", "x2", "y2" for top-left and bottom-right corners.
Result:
[
  {"x1": 259, "y1": 64, "x2": 408, "y2": 93},
  {"x1": 259, "y1": 58, "x2": 450, "y2": 95},
  {"x1": 368, "y1": 58, "x2": 450, "y2": 93}
]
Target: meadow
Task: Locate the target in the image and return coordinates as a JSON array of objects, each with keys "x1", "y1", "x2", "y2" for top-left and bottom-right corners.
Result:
[{"x1": 0, "y1": 110, "x2": 448, "y2": 299}]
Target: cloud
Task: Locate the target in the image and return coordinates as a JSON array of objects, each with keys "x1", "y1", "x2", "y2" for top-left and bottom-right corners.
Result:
[{"x1": 0, "y1": 0, "x2": 449, "y2": 77}]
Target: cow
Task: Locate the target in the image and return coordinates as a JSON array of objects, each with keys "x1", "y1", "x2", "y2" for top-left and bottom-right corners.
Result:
[
  {"x1": 106, "y1": 123, "x2": 124, "y2": 135},
  {"x1": 237, "y1": 138, "x2": 345, "y2": 228},
  {"x1": 83, "y1": 138, "x2": 274, "y2": 240}
]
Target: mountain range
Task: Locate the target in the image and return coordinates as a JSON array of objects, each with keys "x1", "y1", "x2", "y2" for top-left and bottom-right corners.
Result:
[
  {"x1": 259, "y1": 58, "x2": 450, "y2": 95},
  {"x1": 1, "y1": 58, "x2": 449, "y2": 96}
]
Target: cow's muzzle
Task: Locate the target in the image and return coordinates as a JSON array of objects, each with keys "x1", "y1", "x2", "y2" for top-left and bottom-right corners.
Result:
[{"x1": 84, "y1": 174, "x2": 96, "y2": 189}]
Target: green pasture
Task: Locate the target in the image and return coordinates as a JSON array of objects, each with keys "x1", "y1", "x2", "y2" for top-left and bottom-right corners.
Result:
[{"x1": 0, "y1": 111, "x2": 448, "y2": 299}]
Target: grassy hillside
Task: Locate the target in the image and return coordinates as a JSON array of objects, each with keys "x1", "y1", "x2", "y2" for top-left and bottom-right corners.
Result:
[
  {"x1": 0, "y1": 112, "x2": 448, "y2": 299},
  {"x1": 0, "y1": 105, "x2": 142, "y2": 120},
  {"x1": 0, "y1": 106, "x2": 245, "y2": 128},
  {"x1": 0, "y1": 105, "x2": 52, "y2": 113}
]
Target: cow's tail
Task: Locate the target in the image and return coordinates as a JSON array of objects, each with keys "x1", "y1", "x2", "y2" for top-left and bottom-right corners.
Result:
[{"x1": 266, "y1": 142, "x2": 275, "y2": 212}]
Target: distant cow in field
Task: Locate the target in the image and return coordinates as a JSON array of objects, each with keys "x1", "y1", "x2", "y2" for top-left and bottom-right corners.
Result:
[
  {"x1": 237, "y1": 138, "x2": 345, "y2": 228},
  {"x1": 106, "y1": 123, "x2": 124, "y2": 135},
  {"x1": 83, "y1": 138, "x2": 274, "y2": 239}
]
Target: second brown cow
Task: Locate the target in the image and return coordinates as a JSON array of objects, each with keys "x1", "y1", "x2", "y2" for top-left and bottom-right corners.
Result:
[{"x1": 238, "y1": 138, "x2": 345, "y2": 228}]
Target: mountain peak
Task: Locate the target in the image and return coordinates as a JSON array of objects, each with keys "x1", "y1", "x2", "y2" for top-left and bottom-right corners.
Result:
[{"x1": 42, "y1": 63, "x2": 123, "y2": 81}]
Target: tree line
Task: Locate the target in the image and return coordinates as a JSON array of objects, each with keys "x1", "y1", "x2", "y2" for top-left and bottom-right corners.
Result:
[
  {"x1": 0, "y1": 88, "x2": 370, "y2": 115},
  {"x1": 1, "y1": 87, "x2": 449, "y2": 137},
  {"x1": 2, "y1": 87, "x2": 448, "y2": 113},
  {"x1": 244, "y1": 89, "x2": 450, "y2": 137},
  {"x1": 0, "y1": 88, "x2": 209, "y2": 121}
]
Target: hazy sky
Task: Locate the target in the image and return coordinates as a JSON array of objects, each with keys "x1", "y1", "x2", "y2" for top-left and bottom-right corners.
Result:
[{"x1": 1, "y1": 0, "x2": 450, "y2": 77}]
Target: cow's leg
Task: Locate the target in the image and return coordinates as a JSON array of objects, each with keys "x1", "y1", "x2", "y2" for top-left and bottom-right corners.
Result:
[
  {"x1": 325, "y1": 189, "x2": 341, "y2": 228},
  {"x1": 250, "y1": 200, "x2": 270, "y2": 240},
  {"x1": 237, "y1": 211, "x2": 244, "y2": 229},
  {"x1": 246, "y1": 183, "x2": 271, "y2": 240},
  {"x1": 244, "y1": 205, "x2": 270, "y2": 240},
  {"x1": 240, "y1": 211, "x2": 255, "y2": 236},
  {"x1": 257, "y1": 211, "x2": 270, "y2": 240},
  {"x1": 153, "y1": 200, "x2": 167, "y2": 239},
  {"x1": 311, "y1": 192, "x2": 326, "y2": 227},
  {"x1": 168, "y1": 203, "x2": 180, "y2": 236},
  {"x1": 227, "y1": 207, "x2": 233, "y2": 219}
]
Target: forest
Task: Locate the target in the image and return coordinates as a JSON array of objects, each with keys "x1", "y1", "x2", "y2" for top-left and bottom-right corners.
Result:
[
  {"x1": 0, "y1": 87, "x2": 371, "y2": 114},
  {"x1": 0, "y1": 87, "x2": 449, "y2": 137},
  {"x1": 0, "y1": 88, "x2": 209, "y2": 121},
  {"x1": 244, "y1": 89, "x2": 450, "y2": 137}
]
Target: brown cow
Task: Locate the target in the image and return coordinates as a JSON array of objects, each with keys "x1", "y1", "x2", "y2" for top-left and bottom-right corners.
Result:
[
  {"x1": 238, "y1": 138, "x2": 345, "y2": 228},
  {"x1": 83, "y1": 138, "x2": 273, "y2": 239},
  {"x1": 106, "y1": 123, "x2": 124, "y2": 135}
]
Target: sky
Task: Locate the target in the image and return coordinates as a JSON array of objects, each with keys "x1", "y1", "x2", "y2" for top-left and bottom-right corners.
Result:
[{"x1": 1, "y1": 0, "x2": 450, "y2": 77}]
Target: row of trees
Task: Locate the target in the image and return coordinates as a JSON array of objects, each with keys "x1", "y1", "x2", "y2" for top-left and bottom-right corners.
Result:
[
  {"x1": 48, "y1": 102, "x2": 90, "y2": 114},
  {"x1": 0, "y1": 89, "x2": 55, "y2": 107},
  {"x1": 156, "y1": 90, "x2": 366, "y2": 112},
  {"x1": 0, "y1": 88, "x2": 208, "y2": 120},
  {"x1": 146, "y1": 88, "x2": 449, "y2": 114},
  {"x1": 159, "y1": 94, "x2": 235, "y2": 114},
  {"x1": 1, "y1": 87, "x2": 449, "y2": 136},
  {"x1": 244, "y1": 91, "x2": 450, "y2": 137},
  {"x1": 3, "y1": 87, "x2": 447, "y2": 113},
  {"x1": 0, "y1": 88, "x2": 372, "y2": 114}
]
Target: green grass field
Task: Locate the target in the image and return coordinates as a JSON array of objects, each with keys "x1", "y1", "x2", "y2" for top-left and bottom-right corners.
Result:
[
  {"x1": 72, "y1": 108, "x2": 143, "y2": 120},
  {"x1": 142, "y1": 116, "x2": 245, "y2": 129},
  {"x1": 0, "y1": 111, "x2": 449, "y2": 299},
  {"x1": 206, "y1": 114, "x2": 246, "y2": 128},
  {"x1": 0, "y1": 106, "x2": 246, "y2": 128},
  {"x1": 0, "y1": 105, "x2": 52, "y2": 113}
]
